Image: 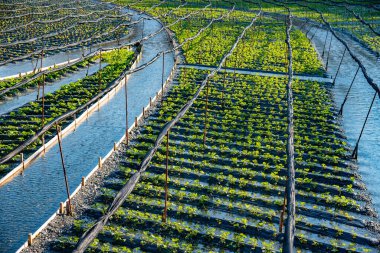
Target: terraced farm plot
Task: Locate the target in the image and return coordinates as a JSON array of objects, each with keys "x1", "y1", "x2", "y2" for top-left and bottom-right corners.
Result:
[
  {"x1": 0, "y1": 0, "x2": 130, "y2": 64},
  {"x1": 0, "y1": 0, "x2": 379, "y2": 252},
  {"x1": 0, "y1": 48, "x2": 137, "y2": 176},
  {"x1": 53, "y1": 69, "x2": 379, "y2": 252}
]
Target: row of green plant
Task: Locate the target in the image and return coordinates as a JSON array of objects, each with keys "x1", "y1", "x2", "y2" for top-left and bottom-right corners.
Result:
[
  {"x1": 0, "y1": 0, "x2": 114, "y2": 31},
  {"x1": 133, "y1": 1, "x2": 325, "y2": 76},
  {"x1": 0, "y1": 48, "x2": 136, "y2": 177},
  {"x1": 0, "y1": 16, "x2": 129, "y2": 63},
  {"x1": 255, "y1": 0, "x2": 380, "y2": 54},
  {"x1": 0, "y1": 58, "x2": 96, "y2": 100},
  {"x1": 0, "y1": 8, "x2": 124, "y2": 44},
  {"x1": 54, "y1": 68, "x2": 378, "y2": 252}
]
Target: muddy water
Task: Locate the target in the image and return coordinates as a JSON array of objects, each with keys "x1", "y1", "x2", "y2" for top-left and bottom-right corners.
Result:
[{"x1": 0, "y1": 8, "x2": 174, "y2": 253}]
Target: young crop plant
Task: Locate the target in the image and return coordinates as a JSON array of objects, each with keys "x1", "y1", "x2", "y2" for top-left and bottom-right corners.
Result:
[
  {"x1": 54, "y1": 68, "x2": 379, "y2": 253},
  {"x1": 0, "y1": 48, "x2": 136, "y2": 177}
]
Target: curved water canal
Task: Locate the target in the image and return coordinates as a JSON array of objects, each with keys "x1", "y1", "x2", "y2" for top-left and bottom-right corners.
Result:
[
  {"x1": 304, "y1": 23, "x2": 380, "y2": 215},
  {"x1": 0, "y1": 8, "x2": 174, "y2": 253}
]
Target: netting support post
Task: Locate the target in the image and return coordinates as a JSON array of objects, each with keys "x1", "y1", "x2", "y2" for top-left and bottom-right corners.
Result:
[
  {"x1": 21, "y1": 153, "x2": 25, "y2": 171},
  {"x1": 339, "y1": 66, "x2": 360, "y2": 115},
  {"x1": 325, "y1": 33, "x2": 333, "y2": 70},
  {"x1": 351, "y1": 92, "x2": 377, "y2": 159},
  {"x1": 56, "y1": 124, "x2": 72, "y2": 216},
  {"x1": 333, "y1": 48, "x2": 346, "y2": 85}
]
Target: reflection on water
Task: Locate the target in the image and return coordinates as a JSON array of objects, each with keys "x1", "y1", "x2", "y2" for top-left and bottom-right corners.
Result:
[
  {"x1": 0, "y1": 63, "x2": 107, "y2": 115},
  {"x1": 305, "y1": 23, "x2": 380, "y2": 216},
  {"x1": 0, "y1": 8, "x2": 174, "y2": 253}
]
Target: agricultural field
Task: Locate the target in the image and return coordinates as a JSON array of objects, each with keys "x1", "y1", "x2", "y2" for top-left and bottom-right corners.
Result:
[{"x1": 0, "y1": 0, "x2": 379, "y2": 253}]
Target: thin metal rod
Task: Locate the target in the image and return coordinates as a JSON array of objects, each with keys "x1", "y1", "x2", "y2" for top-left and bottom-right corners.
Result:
[
  {"x1": 322, "y1": 30, "x2": 329, "y2": 58},
  {"x1": 325, "y1": 32, "x2": 333, "y2": 70},
  {"x1": 309, "y1": 26, "x2": 318, "y2": 41},
  {"x1": 333, "y1": 47, "x2": 347, "y2": 85},
  {"x1": 339, "y1": 66, "x2": 360, "y2": 115},
  {"x1": 56, "y1": 124, "x2": 72, "y2": 215},
  {"x1": 352, "y1": 91, "x2": 377, "y2": 159}
]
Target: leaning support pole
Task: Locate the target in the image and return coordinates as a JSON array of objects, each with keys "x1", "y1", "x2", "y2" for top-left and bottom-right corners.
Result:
[
  {"x1": 333, "y1": 47, "x2": 347, "y2": 85},
  {"x1": 339, "y1": 66, "x2": 360, "y2": 115},
  {"x1": 325, "y1": 31, "x2": 333, "y2": 70},
  {"x1": 322, "y1": 30, "x2": 329, "y2": 58},
  {"x1": 56, "y1": 124, "x2": 72, "y2": 215},
  {"x1": 283, "y1": 10, "x2": 295, "y2": 253},
  {"x1": 352, "y1": 91, "x2": 377, "y2": 159},
  {"x1": 309, "y1": 26, "x2": 318, "y2": 41},
  {"x1": 292, "y1": 1, "x2": 380, "y2": 97}
]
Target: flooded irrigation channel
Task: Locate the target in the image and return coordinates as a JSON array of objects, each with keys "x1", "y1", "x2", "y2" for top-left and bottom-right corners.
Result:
[
  {"x1": 303, "y1": 23, "x2": 380, "y2": 215},
  {"x1": 0, "y1": 8, "x2": 174, "y2": 253}
]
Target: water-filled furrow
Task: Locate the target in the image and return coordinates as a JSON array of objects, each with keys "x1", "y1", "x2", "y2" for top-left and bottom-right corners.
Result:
[
  {"x1": 302, "y1": 23, "x2": 380, "y2": 215},
  {"x1": 0, "y1": 8, "x2": 174, "y2": 253},
  {"x1": 0, "y1": 63, "x2": 107, "y2": 115}
]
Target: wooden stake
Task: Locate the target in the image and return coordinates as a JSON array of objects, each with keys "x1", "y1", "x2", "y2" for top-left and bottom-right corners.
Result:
[
  {"x1": 135, "y1": 116, "x2": 138, "y2": 127},
  {"x1": 81, "y1": 177, "x2": 85, "y2": 187},
  {"x1": 98, "y1": 157, "x2": 102, "y2": 168},
  {"x1": 28, "y1": 233, "x2": 33, "y2": 246},
  {"x1": 21, "y1": 153, "x2": 25, "y2": 170},
  {"x1": 59, "y1": 202, "x2": 64, "y2": 214}
]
